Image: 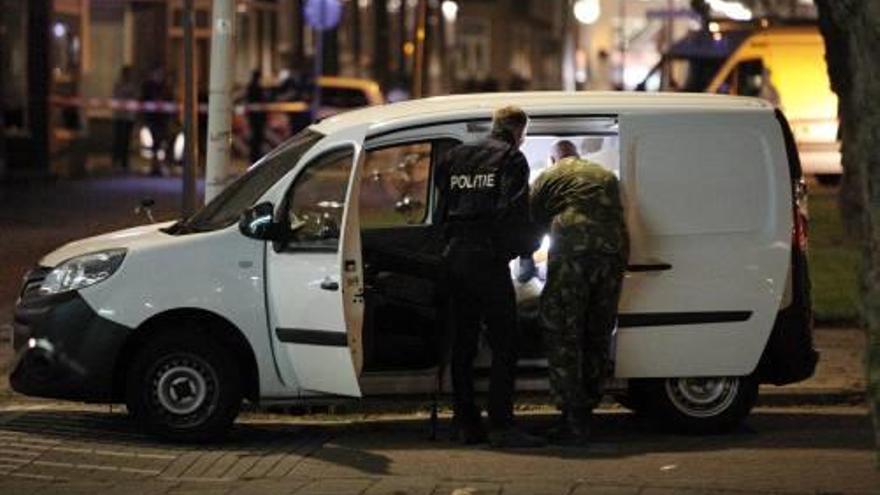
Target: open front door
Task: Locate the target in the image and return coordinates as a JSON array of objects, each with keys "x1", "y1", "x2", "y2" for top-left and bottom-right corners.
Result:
[{"x1": 266, "y1": 129, "x2": 366, "y2": 397}]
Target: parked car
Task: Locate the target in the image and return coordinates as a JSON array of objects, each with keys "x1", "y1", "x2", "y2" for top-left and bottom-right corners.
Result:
[
  {"x1": 233, "y1": 76, "x2": 385, "y2": 157},
  {"x1": 10, "y1": 92, "x2": 817, "y2": 441},
  {"x1": 137, "y1": 77, "x2": 385, "y2": 164}
]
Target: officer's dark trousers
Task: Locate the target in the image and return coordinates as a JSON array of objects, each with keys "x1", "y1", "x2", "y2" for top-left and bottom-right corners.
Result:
[{"x1": 445, "y1": 238, "x2": 518, "y2": 429}]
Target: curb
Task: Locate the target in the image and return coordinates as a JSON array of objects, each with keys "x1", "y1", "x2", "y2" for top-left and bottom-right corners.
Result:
[{"x1": 757, "y1": 389, "x2": 867, "y2": 407}]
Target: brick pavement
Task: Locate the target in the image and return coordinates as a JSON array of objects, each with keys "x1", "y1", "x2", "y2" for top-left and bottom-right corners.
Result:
[{"x1": 0, "y1": 406, "x2": 877, "y2": 494}]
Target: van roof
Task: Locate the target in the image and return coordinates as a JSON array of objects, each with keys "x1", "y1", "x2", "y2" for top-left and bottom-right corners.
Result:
[{"x1": 312, "y1": 91, "x2": 773, "y2": 136}]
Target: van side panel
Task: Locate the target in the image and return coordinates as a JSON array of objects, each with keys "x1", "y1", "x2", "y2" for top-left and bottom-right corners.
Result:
[{"x1": 616, "y1": 110, "x2": 792, "y2": 378}]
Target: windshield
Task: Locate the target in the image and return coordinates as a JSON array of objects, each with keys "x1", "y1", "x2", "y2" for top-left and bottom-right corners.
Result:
[{"x1": 180, "y1": 129, "x2": 324, "y2": 232}]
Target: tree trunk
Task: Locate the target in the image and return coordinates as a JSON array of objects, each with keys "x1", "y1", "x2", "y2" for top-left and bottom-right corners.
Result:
[
  {"x1": 814, "y1": 0, "x2": 880, "y2": 466},
  {"x1": 26, "y1": 0, "x2": 52, "y2": 176}
]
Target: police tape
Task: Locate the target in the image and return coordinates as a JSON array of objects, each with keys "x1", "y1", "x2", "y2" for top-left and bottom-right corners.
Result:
[{"x1": 49, "y1": 95, "x2": 311, "y2": 115}]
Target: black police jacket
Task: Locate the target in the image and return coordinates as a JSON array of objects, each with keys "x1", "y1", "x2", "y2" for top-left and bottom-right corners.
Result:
[{"x1": 434, "y1": 133, "x2": 539, "y2": 260}]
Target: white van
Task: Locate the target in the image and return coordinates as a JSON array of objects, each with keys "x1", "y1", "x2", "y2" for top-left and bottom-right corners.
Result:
[{"x1": 10, "y1": 93, "x2": 817, "y2": 441}]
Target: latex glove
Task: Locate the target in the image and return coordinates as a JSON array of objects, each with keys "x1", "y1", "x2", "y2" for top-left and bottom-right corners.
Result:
[{"x1": 517, "y1": 256, "x2": 537, "y2": 283}]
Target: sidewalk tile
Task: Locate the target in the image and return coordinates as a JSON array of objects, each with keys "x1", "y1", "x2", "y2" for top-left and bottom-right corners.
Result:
[
  {"x1": 500, "y1": 480, "x2": 573, "y2": 495},
  {"x1": 571, "y1": 484, "x2": 639, "y2": 495},
  {"x1": 295, "y1": 478, "x2": 378, "y2": 494},
  {"x1": 161, "y1": 452, "x2": 204, "y2": 479},
  {"x1": 430, "y1": 481, "x2": 501, "y2": 495},
  {"x1": 166, "y1": 480, "x2": 233, "y2": 495},
  {"x1": 98, "y1": 479, "x2": 180, "y2": 495},
  {"x1": 241, "y1": 453, "x2": 287, "y2": 479},
  {"x1": 221, "y1": 455, "x2": 263, "y2": 481},
  {"x1": 180, "y1": 451, "x2": 227, "y2": 479},
  {"x1": 31, "y1": 481, "x2": 115, "y2": 494},
  {"x1": 227, "y1": 479, "x2": 308, "y2": 495},
  {"x1": 0, "y1": 479, "x2": 54, "y2": 494},
  {"x1": 363, "y1": 477, "x2": 436, "y2": 495},
  {"x1": 200, "y1": 452, "x2": 242, "y2": 480}
]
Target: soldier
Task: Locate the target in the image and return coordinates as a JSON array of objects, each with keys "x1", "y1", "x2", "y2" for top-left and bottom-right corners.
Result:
[
  {"x1": 529, "y1": 139, "x2": 629, "y2": 445},
  {"x1": 435, "y1": 105, "x2": 543, "y2": 448}
]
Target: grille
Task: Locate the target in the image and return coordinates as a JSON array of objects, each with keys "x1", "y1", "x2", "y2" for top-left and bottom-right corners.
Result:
[{"x1": 20, "y1": 267, "x2": 51, "y2": 300}]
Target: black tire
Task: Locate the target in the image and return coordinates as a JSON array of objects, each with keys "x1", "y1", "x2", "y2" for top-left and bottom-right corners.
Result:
[
  {"x1": 815, "y1": 173, "x2": 841, "y2": 186},
  {"x1": 639, "y1": 375, "x2": 758, "y2": 434},
  {"x1": 126, "y1": 332, "x2": 242, "y2": 442}
]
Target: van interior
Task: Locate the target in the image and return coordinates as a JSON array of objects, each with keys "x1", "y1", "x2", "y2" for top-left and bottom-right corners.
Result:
[{"x1": 358, "y1": 128, "x2": 621, "y2": 372}]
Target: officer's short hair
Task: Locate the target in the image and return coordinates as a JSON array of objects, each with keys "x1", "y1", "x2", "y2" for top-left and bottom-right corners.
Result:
[{"x1": 492, "y1": 106, "x2": 529, "y2": 139}]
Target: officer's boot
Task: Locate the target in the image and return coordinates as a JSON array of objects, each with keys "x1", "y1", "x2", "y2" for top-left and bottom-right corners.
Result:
[{"x1": 450, "y1": 409, "x2": 487, "y2": 445}]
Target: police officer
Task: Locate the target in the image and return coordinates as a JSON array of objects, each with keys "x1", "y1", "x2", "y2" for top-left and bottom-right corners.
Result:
[
  {"x1": 529, "y1": 139, "x2": 629, "y2": 445},
  {"x1": 435, "y1": 106, "x2": 543, "y2": 448}
]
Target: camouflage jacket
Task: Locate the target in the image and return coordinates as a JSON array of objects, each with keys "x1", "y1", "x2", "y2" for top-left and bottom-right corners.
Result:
[{"x1": 530, "y1": 157, "x2": 629, "y2": 262}]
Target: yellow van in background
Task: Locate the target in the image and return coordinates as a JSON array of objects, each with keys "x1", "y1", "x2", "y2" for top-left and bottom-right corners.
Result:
[{"x1": 706, "y1": 26, "x2": 840, "y2": 182}]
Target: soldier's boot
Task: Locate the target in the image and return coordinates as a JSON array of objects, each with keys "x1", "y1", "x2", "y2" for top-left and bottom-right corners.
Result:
[
  {"x1": 546, "y1": 408, "x2": 591, "y2": 446},
  {"x1": 450, "y1": 410, "x2": 487, "y2": 445},
  {"x1": 544, "y1": 410, "x2": 571, "y2": 439}
]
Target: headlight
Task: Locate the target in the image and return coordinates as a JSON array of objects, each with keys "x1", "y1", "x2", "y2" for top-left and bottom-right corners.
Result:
[{"x1": 39, "y1": 249, "x2": 127, "y2": 296}]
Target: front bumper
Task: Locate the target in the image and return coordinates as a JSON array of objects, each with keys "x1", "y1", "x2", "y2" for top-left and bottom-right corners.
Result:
[{"x1": 10, "y1": 279, "x2": 130, "y2": 403}]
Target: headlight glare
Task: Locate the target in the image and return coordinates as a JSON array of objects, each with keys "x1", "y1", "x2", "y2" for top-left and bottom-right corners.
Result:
[{"x1": 39, "y1": 249, "x2": 127, "y2": 295}]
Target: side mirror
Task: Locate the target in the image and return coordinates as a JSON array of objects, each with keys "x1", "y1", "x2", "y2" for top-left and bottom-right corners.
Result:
[{"x1": 239, "y1": 202, "x2": 281, "y2": 240}]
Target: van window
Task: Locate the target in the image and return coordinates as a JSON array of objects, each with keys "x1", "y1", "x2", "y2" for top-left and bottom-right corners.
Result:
[
  {"x1": 716, "y1": 70, "x2": 734, "y2": 95},
  {"x1": 715, "y1": 58, "x2": 767, "y2": 98},
  {"x1": 176, "y1": 129, "x2": 323, "y2": 233},
  {"x1": 736, "y1": 59, "x2": 765, "y2": 97},
  {"x1": 284, "y1": 147, "x2": 354, "y2": 250},
  {"x1": 360, "y1": 141, "x2": 448, "y2": 229}
]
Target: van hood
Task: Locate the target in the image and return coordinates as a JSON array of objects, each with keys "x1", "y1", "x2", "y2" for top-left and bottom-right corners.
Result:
[{"x1": 40, "y1": 221, "x2": 177, "y2": 267}]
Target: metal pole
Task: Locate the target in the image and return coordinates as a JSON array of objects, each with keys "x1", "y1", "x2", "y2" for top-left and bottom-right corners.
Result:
[
  {"x1": 182, "y1": 0, "x2": 199, "y2": 217},
  {"x1": 27, "y1": 0, "x2": 52, "y2": 177},
  {"x1": 618, "y1": 0, "x2": 626, "y2": 89},
  {"x1": 563, "y1": 0, "x2": 576, "y2": 91},
  {"x1": 205, "y1": 0, "x2": 236, "y2": 203},
  {"x1": 352, "y1": 0, "x2": 362, "y2": 77},
  {"x1": 313, "y1": 6, "x2": 324, "y2": 117},
  {"x1": 0, "y1": 3, "x2": 7, "y2": 180},
  {"x1": 412, "y1": 0, "x2": 427, "y2": 98}
]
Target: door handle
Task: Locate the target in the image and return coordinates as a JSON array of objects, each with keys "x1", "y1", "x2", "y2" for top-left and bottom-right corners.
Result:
[{"x1": 320, "y1": 277, "x2": 339, "y2": 291}]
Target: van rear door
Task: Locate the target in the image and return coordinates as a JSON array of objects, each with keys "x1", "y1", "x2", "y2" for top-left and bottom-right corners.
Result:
[
  {"x1": 616, "y1": 110, "x2": 792, "y2": 378},
  {"x1": 265, "y1": 127, "x2": 366, "y2": 397}
]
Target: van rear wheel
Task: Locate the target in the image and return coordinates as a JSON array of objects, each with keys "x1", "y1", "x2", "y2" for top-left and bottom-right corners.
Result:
[
  {"x1": 126, "y1": 333, "x2": 242, "y2": 442},
  {"x1": 638, "y1": 375, "x2": 758, "y2": 434}
]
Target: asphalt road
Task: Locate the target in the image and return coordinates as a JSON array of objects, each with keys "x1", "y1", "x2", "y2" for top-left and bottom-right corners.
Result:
[{"x1": 0, "y1": 404, "x2": 876, "y2": 494}]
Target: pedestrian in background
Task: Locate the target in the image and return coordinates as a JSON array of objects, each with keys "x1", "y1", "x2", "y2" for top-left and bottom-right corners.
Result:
[
  {"x1": 111, "y1": 66, "x2": 137, "y2": 172},
  {"x1": 246, "y1": 69, "x2": 267, "y2": 164},
  {"x1": 434, "y1": 105, "x2": 543, "y2": 448},
  {"x1": 141, "y1": 66, "x2": 172, "y2": 176},
  {"x1": 528, "y1": 139, "x2": 629, "y2": 445}
]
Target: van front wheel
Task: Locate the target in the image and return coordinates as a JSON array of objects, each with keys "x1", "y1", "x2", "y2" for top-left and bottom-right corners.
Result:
[
  {"x1": 126, "y1": 334, "x2": 242, "y2": 442},
  {"x1": 640, "y1": 375, "x2": 758, "y2": 434}
]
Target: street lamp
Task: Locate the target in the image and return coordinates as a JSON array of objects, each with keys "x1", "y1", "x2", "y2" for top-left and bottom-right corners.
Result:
[
  {"x1": 573, "y1": 0, "x2": 600, "y2": 25},
  {"x1": 441, "y1": 0, "x2": 458, "y2": 23}
]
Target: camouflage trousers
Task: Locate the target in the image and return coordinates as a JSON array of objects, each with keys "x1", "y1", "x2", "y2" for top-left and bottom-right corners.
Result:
[{"x1": 540, "y1": 253, "x2": 625, "y2": 412}]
